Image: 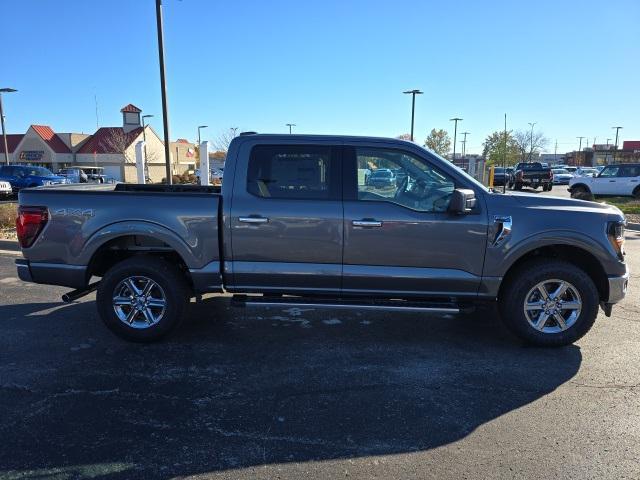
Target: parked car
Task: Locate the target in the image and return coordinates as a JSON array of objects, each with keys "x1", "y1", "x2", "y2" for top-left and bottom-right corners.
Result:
[
  {"x1": 57, "y1": 167, "x2": 89, "y2": 184},
  {"x1": 0, "y1": 165, "x2": 68, "y2": 193},
  {"x1": 569, "y1": 163, "x2": 640, "y2": 198},
  {"x1": 574, "y1": 167, "x2": 600, "y2": 178},
  {"x1": 551, "y1": 168, "x2": 573, "y2": 185},
  {"x1": 79, "y1": 166, "x2": 108, "y2": 183},
  {"x1": 15, "y1": 134, "x2": 628, "y2": 347},
  {"x1": 367, "y1": 168, "x2": 396, "y2": 188},
  {"x1": 491, "y1": 167, "x2": 510, "y2": 186},
  {"x1": 0, "y1": 180, "x2": 12, "y2": 198},
  {"x1": 509, "y1": 162, "x2": 553, "y2": 191}
]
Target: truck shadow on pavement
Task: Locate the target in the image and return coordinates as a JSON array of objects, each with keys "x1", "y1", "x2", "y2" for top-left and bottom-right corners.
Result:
[{"x1": 0, "y1": 297, "x2": 582, "y2": 479}]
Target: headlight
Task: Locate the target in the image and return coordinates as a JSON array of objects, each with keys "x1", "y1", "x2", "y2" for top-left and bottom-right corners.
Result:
[{"x1": 608, "y1": 221, "x2": 626, "y2": 260}]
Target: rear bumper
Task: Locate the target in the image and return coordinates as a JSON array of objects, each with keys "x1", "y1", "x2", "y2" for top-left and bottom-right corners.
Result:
[
  {"x1": 15, "y1": 259, "x2": 87, "y2": 288},
  {"x1": 607, "y1": 271, "x2": 629, "y2": 304}
]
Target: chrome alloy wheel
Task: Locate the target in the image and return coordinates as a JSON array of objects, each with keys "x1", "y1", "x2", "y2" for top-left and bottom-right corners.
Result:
[
  {"x1": 112, "y1": 276, "x2": 167, "y2": 329},
  {"x1": 523, "y1": 279, "x2": 582, "y2": 334}
]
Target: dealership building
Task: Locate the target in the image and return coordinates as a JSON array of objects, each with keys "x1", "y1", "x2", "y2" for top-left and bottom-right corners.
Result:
[{"x1": 0, "y1": 104, "x2": 195, "y2": 183}]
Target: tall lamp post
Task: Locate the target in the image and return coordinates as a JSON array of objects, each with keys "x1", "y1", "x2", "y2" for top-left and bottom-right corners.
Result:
[
  {"x1": 155, "y1": 0, "x2": 173, "y2": 184},
  {"x1": 403, "y1": 89, "x2": 423, "y2": 141},
  {"x1": 527, "y1": 122, "x2": 537, "y2": 162},
  {"x1": 286, "y1": 123, "x2": 296, "y2": 134},
  {"x1": 612, "y1": 126, "x2": 623, "y2": 162},
  {"x1": 449, "y1": 117, "x2": 462, "y2": 162},
  {"x1": 141, "y1": 114, "x2": 153, "y2": 178},
  {"x1": 0, "y1": 88, "x2": 17, "y2": 165}
]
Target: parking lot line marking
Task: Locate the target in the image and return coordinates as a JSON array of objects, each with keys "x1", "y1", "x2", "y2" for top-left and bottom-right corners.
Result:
[{"x1": 0, "y1": 249, "x2": 21, "y2": 256}]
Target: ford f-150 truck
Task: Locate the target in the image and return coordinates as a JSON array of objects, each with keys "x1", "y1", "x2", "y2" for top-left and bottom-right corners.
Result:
[{"x1": 15, "y1": 134, "x2": 628, "y2": 346}]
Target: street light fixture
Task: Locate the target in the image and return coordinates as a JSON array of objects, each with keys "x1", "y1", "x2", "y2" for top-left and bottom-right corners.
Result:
[
  {"x1": 0, "y1": 87, "x2": 18, "y2": 165},
  {"x1": 449, "y1": 117, "x2": 463, "y2": 162},
  {"x1": 197, "y1": 125, "x2": 208, "y2": 146},
  {"x1": 527, "y1": 122, "x2": 537, "y2": 162},
  {"x1": 286, "y1": 123, "x2": 296, "y2": 134},
  {"x1": 403, "y1": 89, "x2": 423, "y2": 141}
]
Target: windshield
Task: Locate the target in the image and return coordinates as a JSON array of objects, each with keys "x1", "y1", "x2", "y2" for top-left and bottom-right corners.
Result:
[
  {"x1": 23, "y1": 167, "x2": 54, "y2": 176},
  {"x1": 552, "y1": 169, "x2": 569, "y2": 174}
]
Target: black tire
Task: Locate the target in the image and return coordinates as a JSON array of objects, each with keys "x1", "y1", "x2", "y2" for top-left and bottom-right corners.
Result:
[
  {"x1": 514, "y1": 182, "x2": 522, "y2": 191},
  {"x1": 570, "y1": 185, "x2": 593, "y2": 200},
  {"x1": 633, "y1": 186, "x2": 640, "y2": 199},
  {"x1": 96, "y1": 256, "x2": 190, "y2": 342},
  {"x1": 499, "y1": 259, "x2": 599, "y2": 347}
]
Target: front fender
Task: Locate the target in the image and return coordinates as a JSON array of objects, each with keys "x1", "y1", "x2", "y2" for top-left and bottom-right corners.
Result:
[{"x1": 485, "y1": 229, "x2": 620, "y2": 278}]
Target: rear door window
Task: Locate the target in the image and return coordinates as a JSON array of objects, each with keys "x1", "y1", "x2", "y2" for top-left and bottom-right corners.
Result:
[{"x1": 247, "y1": 145, "x2": 339, "y2": 200}]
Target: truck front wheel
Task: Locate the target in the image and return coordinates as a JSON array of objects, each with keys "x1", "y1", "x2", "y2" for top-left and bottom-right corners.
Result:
[
  {"x1": 96, "y1": 256, "x2": 190, "y2": 342},
  {"x1": 499, "y1": 260, "x2": 599, "y2": 347}
]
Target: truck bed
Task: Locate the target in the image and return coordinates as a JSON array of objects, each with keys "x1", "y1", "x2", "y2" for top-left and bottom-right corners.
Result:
[{"x1": 17, "y1": 183, "x2": 222, "y2": 290}]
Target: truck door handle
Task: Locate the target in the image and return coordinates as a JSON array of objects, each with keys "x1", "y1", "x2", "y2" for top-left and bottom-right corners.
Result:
[
  {"x1": 609, "y1": 180, "x2": 616, "y2": 182},
  {"x1": 239, "y1": 216, "x2": 269, "y2": 224},
  {"x1": 352, "y1": 219, "x2": 383, "y2": 227}
]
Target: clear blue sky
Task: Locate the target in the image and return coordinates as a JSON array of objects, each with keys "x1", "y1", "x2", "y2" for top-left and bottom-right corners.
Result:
[{"x1": 1, "y1": 0, "x2": 638, "y2": 154}]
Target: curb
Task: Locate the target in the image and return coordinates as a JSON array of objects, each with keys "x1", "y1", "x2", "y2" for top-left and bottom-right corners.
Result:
[{"x1": 0, "y1": 239, "x2": 20, "y2": 252}]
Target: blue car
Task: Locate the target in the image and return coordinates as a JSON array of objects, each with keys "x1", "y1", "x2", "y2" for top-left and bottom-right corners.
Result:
[{"x1": 0, "y1": 165, "x2": 68, "y2": 194}]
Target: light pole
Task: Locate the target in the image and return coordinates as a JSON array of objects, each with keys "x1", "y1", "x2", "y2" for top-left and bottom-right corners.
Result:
[
  {"x1": 0, "y1": 88, "x2": 17, "y2": 165},
  {"x1": 605, "y1": 138, "x2": 612, "y2": 164},
  {"x1": 286, "y1": 123, "x2": 296, "y2": 134},
  {"x1": 155, "y1": 0, "x2": 173, "y2": 184},
  {"x1": 612, "y1": 126, "x2": 623, "y2": 162},
  {"x1": 527, "y1": 122, "x2": 536, "y2": 162},
  {"x1": 403, "y1": 89, "x2": 423, "y2": 141},
  {"x1": 141, "y1": 114, "x2": 153, "y2": 177},
  {"x1": 449, "y1": 117, "x2": 462, "y2": 162},
  {"x1": 197, "y1": 125, "x2": 208, "y2": 146},
  {"x1": 576, "y1": 136, "x2": 585, "y2": 166}
]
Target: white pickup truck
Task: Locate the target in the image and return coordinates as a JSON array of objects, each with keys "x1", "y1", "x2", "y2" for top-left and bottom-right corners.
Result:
[{"x1": 569, "y1": 163, "x2": 640, "y2": 198}]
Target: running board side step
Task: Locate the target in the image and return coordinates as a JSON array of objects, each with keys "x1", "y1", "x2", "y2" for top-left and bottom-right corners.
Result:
[{"x1": 231, "y1": 295, "x2": 460, "y2": 313}]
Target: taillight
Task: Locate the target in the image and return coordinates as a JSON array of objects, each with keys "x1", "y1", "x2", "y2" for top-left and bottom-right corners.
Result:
[{"x1": 16, "y1": 206, "x2": 48, "y2": 248}]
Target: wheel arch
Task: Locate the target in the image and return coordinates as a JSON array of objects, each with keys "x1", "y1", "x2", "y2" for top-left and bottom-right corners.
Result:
[{"x1": 498, "y1": 243, "x2": 609, "y2": 302}]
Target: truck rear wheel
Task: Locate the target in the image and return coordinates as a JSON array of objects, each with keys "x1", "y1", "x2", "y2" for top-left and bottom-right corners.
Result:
[
  {"x1": 514, "y1": 182, "x2": 522, "y2": 191},
  {"x1": 96, "y1": 256, "x2": 189, "y2": 342},
  {"x1": 499, "y1": 259, "x2": 599, "y2": 347}
]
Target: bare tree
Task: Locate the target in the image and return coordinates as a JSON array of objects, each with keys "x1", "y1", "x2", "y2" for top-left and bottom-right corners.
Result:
[
  {"x1": 214, "y1": 128, "x2": 239, "y2": 153},
  {"x1": 99, "y1": 128, "x2": 137, "y2": 163},
  {"x1": 513, "y1": 129, "x2": 548, "y2": 162}
]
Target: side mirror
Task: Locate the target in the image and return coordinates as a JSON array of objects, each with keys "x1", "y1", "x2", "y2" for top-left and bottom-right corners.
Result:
[{"x1": 449, "y1": 188, "x2": 477, "y2": 215}]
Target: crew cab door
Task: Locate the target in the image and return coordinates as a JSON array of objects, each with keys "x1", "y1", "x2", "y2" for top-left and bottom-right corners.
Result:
[
  {"x1": 228, "y1": 142, "x2": 343, "y2": 294},
  {"x1": 341, "y1": 143, "x2": 488, "y2": 298}
]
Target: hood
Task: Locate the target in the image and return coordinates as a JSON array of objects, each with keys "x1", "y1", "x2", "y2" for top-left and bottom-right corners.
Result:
[{"x1": 506, "y1": 191, "x2": 623, "y2": 216}]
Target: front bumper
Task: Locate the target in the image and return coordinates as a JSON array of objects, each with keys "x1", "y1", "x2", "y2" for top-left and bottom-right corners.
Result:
[{"x1": 607, "y1": 271, "x2": 629, "y2": 304}]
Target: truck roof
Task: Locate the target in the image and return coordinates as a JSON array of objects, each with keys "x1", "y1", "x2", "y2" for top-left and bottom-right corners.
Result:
[{"x1": 233, "y1": 133, "x2": 415, "y2": 144}]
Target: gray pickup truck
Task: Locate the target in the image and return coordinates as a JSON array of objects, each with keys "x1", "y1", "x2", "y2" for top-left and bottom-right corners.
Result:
[{"x1": 15, "y1": 134, "x2": 628, "y2": 346}]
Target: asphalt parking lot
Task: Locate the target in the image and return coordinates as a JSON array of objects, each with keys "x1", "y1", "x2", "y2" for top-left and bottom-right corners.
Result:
[{"x1": 0, "y1": 211, "x2": 639, "y2": 479}]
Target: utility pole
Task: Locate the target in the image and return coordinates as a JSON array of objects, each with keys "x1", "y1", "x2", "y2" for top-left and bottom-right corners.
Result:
[
  {"x1": 612, "y1": 126, "x2": 623, "y2": 162},
  {"x1": 403, "y1": 89, "x2": 423, "y2": 141},
  {"x1": 155, "y1": 0, "x2": 173, "y2": 184},
  {"x1": 502, "y1": 113, "x2": 507, "y2": 193},
  {"x1": 576, "y1": 136, "x2": 585, "y2": 166},
  {"x1": 460, "y1": 131, "x2": 470, "y2": 169},
  {"x1": 527, "y1": 122, "x2": 536, "y2": 162},
  {"x1": 554, "y1": 139, "x2": 558, "y2": 164},
  {"x1": 605, "y1": 138, "x2": 612, "y2": 164},
  {"x1": 141, "y1": 114, "x2": 153, "y2": 179},
  {"x1": 450, "y1": 117, "x2": 462, "y2": 162},
  {"x1": 0, "y1": 88, "x2": 18, "y2": 165},
  {"x1": 286, "y1": 123, "x2": 296, "y2": 134}
]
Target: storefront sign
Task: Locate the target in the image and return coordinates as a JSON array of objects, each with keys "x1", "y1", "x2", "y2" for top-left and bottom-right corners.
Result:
[{"x1": 19, "y1": 151, "x2": 45, "y2": 161}]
